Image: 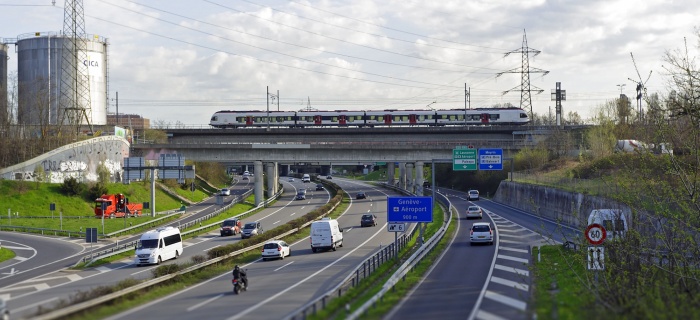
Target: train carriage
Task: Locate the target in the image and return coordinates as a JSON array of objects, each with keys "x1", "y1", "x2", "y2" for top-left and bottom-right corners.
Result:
[{"x1": 210, "y1": 107, "x2": 529, "y2": 128}]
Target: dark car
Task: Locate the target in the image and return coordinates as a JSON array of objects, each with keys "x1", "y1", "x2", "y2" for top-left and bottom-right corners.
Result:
[
  {"x1": 326, "y1": 175, "x2": 333, "y2": 179},
  {"x1": 356, "y1": 191, "x2": 367, "y2": 199},
  {"x1": 315, "y1": 184, "x2": 324, "y2": 191},
  {"x1": 361, "y1": 214, "x2": 378, "y2": 227},
  {"x1": 220, "y1": 218, "x2": 242, "y2": 237},
  {"x1": 296, "y1": 189, "x2": 307, "y2": 200},
  {"x1": 423, "y1": 181, "x2": 431, "y2": 188}
]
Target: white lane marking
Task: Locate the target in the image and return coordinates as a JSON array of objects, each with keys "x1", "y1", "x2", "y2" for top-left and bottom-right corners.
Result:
[
  {"x1": 227, "y1": 224, "x2": 388, "y2": 320},
  {"x1": 95, "y1": 266, "x2": 112, "y2": 273},
  {"x1": 274, "y1": 261, "x2": 294, "y2": 271},
  {"x1": 290, "y1": 212, "x2": 297, "y2": 216},
  {"x1": 187, "y1": 293, "x2": 224, "y2": 312},
  {"x1": 273, "y1": 220, "x2": 281, "y2": 225},
  {"x1": 490, "y1": 276, "x2": 528, "y2": 291},
  {"x1": 0, "y1": 236, "x2": 84, "y2": 281},
  {"x1": 25, "y1": 273, "x2": 83, "y2": 283},
  {"x1": 475, "y1": 309, "x2": 508, "y2": 320},
  {"x1": 11, "y1": 297, "x2": 58, "y2": 312},
  {"x1": 493, "y1": 264, "x2": 529, "y2": 277},
  {"x1": 14, "y1": 256, "x2": 28, "y2": 261},
  {"x1": 1, "y1": 268, "x2": 18, "y2": 276},
  {"x1": 483, "y1": 290, "x2": 527, "y2": 311},
  {"x1": 0, "y1": 283, "x2": 49, "y2": 293},
  {"x1": 497, "y1": 246, "x2": 528, "y2": 254},
  {"x1": 496, "y1": 254, "x2": 529, "y2": 264},
  {"x1": 1, "y1": 245, "x2": 34, "y2": 250}
]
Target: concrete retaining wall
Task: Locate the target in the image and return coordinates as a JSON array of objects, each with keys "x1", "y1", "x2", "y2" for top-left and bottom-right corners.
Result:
[
  {"x1": 0, "y1": 136, "x2": 130, "y2": 183},
  {"x1": 493, "y1": 181, "x2": 630, "y2": 228}
]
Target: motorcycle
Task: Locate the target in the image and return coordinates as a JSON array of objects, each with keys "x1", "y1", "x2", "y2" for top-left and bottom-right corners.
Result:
[{"x1": 232, "y1": 277, "x2": 247, "y2": 294}]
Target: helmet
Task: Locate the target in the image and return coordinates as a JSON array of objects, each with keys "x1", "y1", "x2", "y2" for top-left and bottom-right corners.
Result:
[{"x1": 234, "y1": 265, "x2": 240, "y2": 270}]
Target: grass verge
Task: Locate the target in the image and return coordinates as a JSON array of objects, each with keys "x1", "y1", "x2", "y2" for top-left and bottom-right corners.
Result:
[
  {"x1": 0, "y1": 247, "x2": 16, "y2": 263},
  {"x1": 532, "y1": 245, "x2": 593, "y2": 320}
]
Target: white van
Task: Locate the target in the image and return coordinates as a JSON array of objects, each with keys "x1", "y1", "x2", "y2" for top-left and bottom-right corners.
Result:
[
  {"x1": 588, "y1": 209, "x2": 628, "y2": 240},
  {"x1": 302, "y1": 174, "x2": 311, "y2": 183},
  {"x1": 135, "y1": 226, "x2": 183, "y2": 266},
  {"x1": 310, "y1": 218, "x2": 343, "y2": 252}
]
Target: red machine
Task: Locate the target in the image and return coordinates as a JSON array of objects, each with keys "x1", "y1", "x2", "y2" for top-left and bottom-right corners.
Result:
[{"x1": 94, "y1": 194, "x2": 143, "y2": 218}]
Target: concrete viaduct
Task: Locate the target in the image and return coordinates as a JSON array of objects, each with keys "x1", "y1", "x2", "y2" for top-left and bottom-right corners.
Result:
[{"x1": 128, "y1": 125, "x2": 587, "y2": 205}]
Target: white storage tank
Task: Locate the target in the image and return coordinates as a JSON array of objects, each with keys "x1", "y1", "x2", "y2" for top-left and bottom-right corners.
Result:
[{"x1": 16, "y1": 32, "x2": 108, "y2": 126}]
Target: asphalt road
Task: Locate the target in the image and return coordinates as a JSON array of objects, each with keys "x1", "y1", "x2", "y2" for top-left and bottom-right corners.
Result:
[
  {"x1": 386, "y1": 188, "x2": 578, "y2": 320},
  {"x1": 104, "y1": 178, "x2": 406, "y2": 320}
]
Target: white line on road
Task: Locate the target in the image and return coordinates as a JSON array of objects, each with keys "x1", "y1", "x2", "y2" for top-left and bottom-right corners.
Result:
[
  {"x1": 274, "y1": 261, "x2": 294, "y2": 271},
  {"x1": 484, "y1": 290, "x2": 527, "y2": 311},
  {"x1": 490, "y1": 276, "x2": 529, "y2": 291},
  {"x1": 273, "y1": 220, "x2": 281, "y2": 225},
  {"x1": 187, "y1": 293, "x2": 224, "y2": 312},
  {"x1": 11, "y1": 297, "x2": 58, "y2": 313}
]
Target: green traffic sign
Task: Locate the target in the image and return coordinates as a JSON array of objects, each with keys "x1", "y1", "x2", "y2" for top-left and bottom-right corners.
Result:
[{"x1": 453, "y1": 149, "x2": 477, "y2": 171}]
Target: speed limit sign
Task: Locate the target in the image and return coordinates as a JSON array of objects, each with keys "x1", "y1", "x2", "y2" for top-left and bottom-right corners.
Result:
[{"x1": 585, "y1": 223, "x2": 607, "y2": 245}]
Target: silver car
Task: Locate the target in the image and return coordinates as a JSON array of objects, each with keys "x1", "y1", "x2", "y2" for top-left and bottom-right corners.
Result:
[
  {"x1": 466, "y1": 205, "x2": 483, "y2": 219},
  {"x1": 241, "y1": 221, "x2": 262, "y2": 239}
]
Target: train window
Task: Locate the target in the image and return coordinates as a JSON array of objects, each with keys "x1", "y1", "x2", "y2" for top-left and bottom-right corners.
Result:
[
  {"x1": 520, "y1": 113, "x2": 528, "y2": 118},
  {"x1": 489, "y1": 114, "x2": 500, "y2": 120},
  {"x1": 332, "y1": 117, "x2": 338, "y2": 122},
  {"x1": 378, "y1": 116, "x2": 384, "y2": 121},
  {"x1": 211, "y1": 116, "x2": 218, "y2": 121}
]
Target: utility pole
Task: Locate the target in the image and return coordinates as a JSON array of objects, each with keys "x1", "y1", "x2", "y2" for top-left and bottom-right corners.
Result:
[
  {"x1": 464, "y1": 84, "x2": 470, "y2": 126},
  {"x1": 550, "y1": 82, "x2": 566, "y2": 128},
  {"x1": 496, "y1": 30, "x2": 549, "y2": 119}
]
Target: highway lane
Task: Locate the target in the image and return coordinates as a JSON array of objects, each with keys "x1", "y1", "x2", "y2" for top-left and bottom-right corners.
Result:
[
  {"x1": 387, "y1": 188, "x2": 573, "y2": 320},
  {"x1": 106, "y1": 178, "x2": 404, "y2": 320},
  {"x1": 4, "y1": 178, "x2": 328, "y2": 319},
  {"x1": 0, "y1": 232, "x2": 85, "y2": 291}
]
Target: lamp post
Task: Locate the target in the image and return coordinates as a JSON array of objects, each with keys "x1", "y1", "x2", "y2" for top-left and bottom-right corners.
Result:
[{"x1": 616, "y1": 84, "x2": 626, "y2": 96}]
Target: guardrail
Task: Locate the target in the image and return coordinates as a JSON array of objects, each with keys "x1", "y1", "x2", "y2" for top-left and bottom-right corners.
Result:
[
  {"x1": 80, "y1": 188, "x2": 259, "y2": 264},
  {"x1": 34, "y1": 187, "x2": 340, "y2": 320},
  {"x1": 283, "y1": 183, "x2": 434, "y2": 320},
  {"x1": 346, "y1": 190, "x2": 454, "y2": 319}
]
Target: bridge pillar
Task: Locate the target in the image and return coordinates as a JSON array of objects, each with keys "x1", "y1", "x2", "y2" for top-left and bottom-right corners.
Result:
[
  {"x1": 266, "y1": 162, "x2": 276, "y2": 198},
  {"x1": 415, "y1": 161, "x2": 424, "y2": 195},
  {"x1": 398, "y1": 162, "x2": 406, "y2": 190},
  {"x1": 406, "y1": 163, "x2": 414, "y2": 194},
  {"x1": 387, "y1": 162, "x2": 395, "y2": 186},
  {"x1": 254, "y1": 161, "x2": 264, "y2": 206}
]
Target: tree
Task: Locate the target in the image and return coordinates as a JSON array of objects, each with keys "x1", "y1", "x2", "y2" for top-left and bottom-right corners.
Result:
[{"x1": 585, "y1": 107, "x2": 617, "y2": 159}]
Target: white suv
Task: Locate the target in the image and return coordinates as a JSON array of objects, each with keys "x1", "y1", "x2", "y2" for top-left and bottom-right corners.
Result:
[
  {"x1": 470, "y1": 222, "x2": 493, "y2": 245},
  {"x1": 468, "y1": 190, "x2": 480, "y2": 201}
]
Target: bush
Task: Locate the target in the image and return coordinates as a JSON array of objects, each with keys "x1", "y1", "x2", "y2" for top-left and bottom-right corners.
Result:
[
  {"x1": 60, "y1": 176, "x2": 86, "y2": 196},
  {"x1": 87, "y1": 183, "x2": 109, "y2": 201},
  {"x1": 152, "y1": 263, "x2": 181, "y2": 277},
  {"x1": 191, "y1": 255, "x2": 206, "y2": 265}
]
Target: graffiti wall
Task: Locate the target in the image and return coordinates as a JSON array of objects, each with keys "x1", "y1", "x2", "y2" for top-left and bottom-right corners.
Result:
[{"x1": 0, "y1": 136, "x2": 131, "y2": 183}]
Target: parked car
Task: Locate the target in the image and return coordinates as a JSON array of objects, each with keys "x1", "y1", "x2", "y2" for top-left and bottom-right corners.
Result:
[
  {"x1": 315, "y1": 183, "x2": 324, "y2": 191},
  {"x1": 220, "y1": 188, "x2": 231, "y2": 196},
  {"x1": 360, "y1": 214, "x2": 378, "y2": 227},
  {"x1": 356, "y1": 191, "x2": 367, "y2": 199},
  {"x1": 326, "y1": 175, "x2": 333, "y2": 179},
  {"x1": 466, "y1": 205, "x2": 483, "y2": 219},
  {"x1": 261, "y1": 240, "x2": 291, "y2": 261},
  {"x1": 288, "y1": 177, "x2": 295, "y2": 182},
  {"x1": 470, "y1": 222, "x2": 494, "y2": 245},
  {"x1": 241, "y1": 221, "x2": 262, "y2": 239},
  {"x1": 468, "y1": 190, "x2": 480, "y2": 201},
  {"x1": 220, "y1": 218, "x2": 242, "y2": 236},
  {"x1": 242, "y1": 176, "x2": 249, "y2": 180}
]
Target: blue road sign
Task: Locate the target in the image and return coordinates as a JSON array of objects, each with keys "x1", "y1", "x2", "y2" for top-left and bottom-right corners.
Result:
[
  {"x1": 387, "y1": 196, "x2": 433, "y2": 223},
  {"x1": 86, "y1": 228, "x2": 98, "y2": 243},
  {"x1": 478, "y1": 148, "x2": 503, "y2": 170}
]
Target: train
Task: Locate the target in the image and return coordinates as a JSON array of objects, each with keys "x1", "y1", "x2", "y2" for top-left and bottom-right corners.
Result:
[{"x1": 209, "y1": 107, "x2": 530, "y2": 128}]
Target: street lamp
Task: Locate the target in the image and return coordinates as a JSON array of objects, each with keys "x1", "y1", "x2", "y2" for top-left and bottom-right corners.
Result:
[{"x1": 616, "y1": 84, "x2": 626, "y2": 95}]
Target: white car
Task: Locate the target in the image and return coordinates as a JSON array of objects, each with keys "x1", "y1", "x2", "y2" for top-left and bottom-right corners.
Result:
[
  {"x1": 466, "y1": 205, "x2": 483, "y2": 219},
  {"x1": 261, "y1": 240, "x2": 291, "y2": 260},
  {"x1": 220, "y1": 188, "x2": 231, "y2": 196},
  {"x1": 470, "y1": 222, "x2": 494, "y2": 245},
  {"x1": 288, "y1": 177, "x2": 295, "y2": 182},
  {"x1": 468, "y1": 190, "x2": 480, "y2": 201}
]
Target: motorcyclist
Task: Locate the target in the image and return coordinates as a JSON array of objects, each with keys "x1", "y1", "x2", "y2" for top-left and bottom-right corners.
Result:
[{"x1": 232, "y1": 265, "x2": 248, "y2": 289}]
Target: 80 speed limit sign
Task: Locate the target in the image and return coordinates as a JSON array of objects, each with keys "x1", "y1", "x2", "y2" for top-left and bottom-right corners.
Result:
[{"x1": 585, "y1": 223, "x2": 607, "y2": 245}]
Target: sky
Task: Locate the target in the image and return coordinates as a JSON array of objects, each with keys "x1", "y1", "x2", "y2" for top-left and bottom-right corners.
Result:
[{"x1": 1, "y1": 0, "x2": 699, "y2": 126}]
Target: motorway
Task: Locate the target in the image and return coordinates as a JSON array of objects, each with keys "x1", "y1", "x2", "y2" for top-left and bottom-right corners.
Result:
[
  {"x1": 387, "y1": 187, "x2": 578, "y2": 320},
  {"x1": 2, "y1": 180, "x2": 581, "y2": 319},
  {"x1": 103, "y1": 178, "x2": 406, "y2": 320}
]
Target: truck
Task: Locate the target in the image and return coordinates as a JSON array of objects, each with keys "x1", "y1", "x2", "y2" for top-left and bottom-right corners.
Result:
[{"x1": 94, "y1": 194, "x2": 143, "y2": 218}]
